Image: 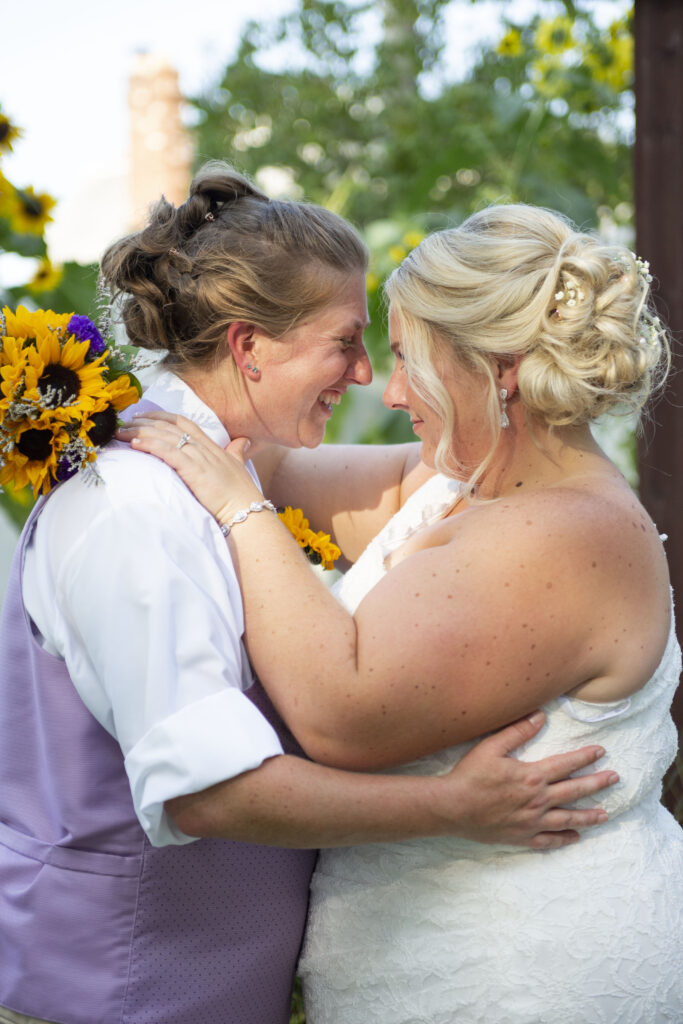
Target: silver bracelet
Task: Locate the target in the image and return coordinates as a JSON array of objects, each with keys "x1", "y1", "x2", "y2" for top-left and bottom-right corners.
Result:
[{"x1": 219, "y1": 499, "x2": 278, "y2": 536}]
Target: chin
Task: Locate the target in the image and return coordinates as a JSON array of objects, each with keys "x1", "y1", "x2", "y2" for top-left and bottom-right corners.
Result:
[
  {"x1": 419, "y1": 443, "x2": 436, "y2": 468},
  {"x1": 296, "y1": 426, "x2": 328, "y2": 449}
]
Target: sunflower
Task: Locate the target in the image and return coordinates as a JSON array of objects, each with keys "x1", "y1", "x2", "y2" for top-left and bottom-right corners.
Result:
[
  {"x1": 0, "y1": 171, "x2": 18, "y2": 221},
  {"x1": 28, "y1": 258, "x2": 64, "y2": 293},
  {"x1": 19, "y1": 329, "x2": 109, "y2": 418},
  {"x1": 497, "y1": 28, "x2": 524, "y2": 58},
  {"x1": 83, "y1": 375, "x2": 141, "y2": 448},
  {"x1": 0, "y1": 412, "x2": 72, "y2": 496},
  {"x1": 0, "y1": 334, "x2": 30, "y2": 393},
  {"x1": 0, "y1": 113, "x2": 22, "y2": 154},
  {"x1": 2, "y1": 305, "x2": 71, "y2": 343},
  {"x1": 10, "y1": 186, "x2": 57, "y2": 236},
  {"x1": 583, "y1": 19, "x2": 633, "y2": 92},
  {"x1": 402, "y1": 230, "x2": 424, "y2": 250},
  {"x1": 304, "y1": 530, "x2": 342, "y2": 571},
  {"x1": 535, "y1": 16, "x2": 574, "y2": 56},
  {"x1": 278, "y1": 505, "x2": 312, "y2": 547},
  {"x1": 277, "y1": 505, "x2": 341, "y2": 570}
]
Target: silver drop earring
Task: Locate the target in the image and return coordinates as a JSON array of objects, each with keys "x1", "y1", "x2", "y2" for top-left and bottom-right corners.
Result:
[{"x1": 500, "y1": 388, "x2": 509, "y2": 429}]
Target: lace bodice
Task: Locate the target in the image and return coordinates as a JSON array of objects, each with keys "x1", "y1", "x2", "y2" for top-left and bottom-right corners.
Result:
[{"x1": 300, "y1": 473, "x2": 683, "y2": 1024}]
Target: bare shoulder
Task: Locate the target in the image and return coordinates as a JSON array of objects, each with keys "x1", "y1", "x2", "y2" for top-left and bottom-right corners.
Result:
[
  {"x1": 348, "y1": 470, "x2": 671, "y2": 756},
  {"x1": 481, "y1": 475, "x2": 664, "y2": 569},
  {"x1": 443, "y1": 475, "x2": 671, "y2": 700}
]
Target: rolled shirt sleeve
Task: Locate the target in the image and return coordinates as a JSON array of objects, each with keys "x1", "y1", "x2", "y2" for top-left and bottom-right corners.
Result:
[
  {"x1": 23, "y1": 444, "x2": 284, "y2": 846},
  {"x1": 126, "y1": 689, "x2": 284, "y2": 845}
]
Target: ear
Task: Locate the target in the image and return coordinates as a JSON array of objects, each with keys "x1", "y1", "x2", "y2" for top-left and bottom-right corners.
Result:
[
  {"x1": 494, "y1": 354, "x2": 523, "y2": 398},
  {"x1": 226, "y1": 322, "x2": 259, "y2": 378}
]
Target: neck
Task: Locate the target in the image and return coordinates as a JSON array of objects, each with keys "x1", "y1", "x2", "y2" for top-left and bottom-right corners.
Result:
[
  {"x1": 474, "y1": 418, "x2": 610, "y2": 500},
  {"x1": 180, "y1": 364, "x2": 258, "y2": 444}
]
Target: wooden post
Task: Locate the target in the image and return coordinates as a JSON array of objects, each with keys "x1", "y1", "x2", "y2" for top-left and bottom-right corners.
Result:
[{"x1": 634, "y1": 0, "x2": 683, "y2": 819}]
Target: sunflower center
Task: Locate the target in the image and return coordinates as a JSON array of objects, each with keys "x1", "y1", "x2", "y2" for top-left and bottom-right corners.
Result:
[
  {"x1": 88, "y1": 405, "x2": 118, "y2": 447},
  {"x1": 0, "y1": 122, "x2": 9, "y2": 144},
  {"x1": 39, "y1": 365, "x2": 81, "y2": 407},
  {"x1": 17, "y1": 428, "x2": 53, "y2": 461},
  {"x1": 20, "y1": 194, "x2": 44, "y2": 219}
]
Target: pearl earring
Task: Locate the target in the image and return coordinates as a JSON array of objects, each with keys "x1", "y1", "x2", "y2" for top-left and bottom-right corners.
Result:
[{"x1": 500, "y1": 388, "x2": 509, "y2": 429}]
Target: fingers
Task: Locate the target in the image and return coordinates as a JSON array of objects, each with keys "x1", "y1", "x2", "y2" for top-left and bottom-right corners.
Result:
[
  {"x1": 482, "y1": 711, "x2": 546, "y2": 756},
  {"x1": 531, "y1": 745, "x2": 612, "y2": 785},
  {"x1": 121, "y1": 410, "x2": 193, "y2": 429},
  {"x1": 226, "y1": 438, "x2": 251, "y2": 464},
  {"x1": 543, "y1": 805, "x2": 609, "y2": 830},
  {"x1": 529, "y1": 830, "x2": 580, "y2": 850},
  {"x1": 117, "y1": 419, "x2": 221, "y2": 465},
  {"x1": 545, "y1": 768, "x2": 619, "y2": 804},
  {"x1": 528, "y1": 803, "x2": 610, "y2": 850}
]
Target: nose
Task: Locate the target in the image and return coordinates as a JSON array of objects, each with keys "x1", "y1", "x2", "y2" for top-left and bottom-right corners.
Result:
[
  {"x1": 344, "y1": 342, "x2": 373, "y2": 386},
  {"x1": 382, "y1": 363, "x2": 407, "y2": 410}
]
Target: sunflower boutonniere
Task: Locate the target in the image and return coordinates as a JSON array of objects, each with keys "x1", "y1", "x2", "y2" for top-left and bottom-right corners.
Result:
[
  {"x1": 277, "y1": 505, "x2": 341, "y2": 571},
  {"x1": 0, "y1": 305, "x2": 142, "y2": 497}
]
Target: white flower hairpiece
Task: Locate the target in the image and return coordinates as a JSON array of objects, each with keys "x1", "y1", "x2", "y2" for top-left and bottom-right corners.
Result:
[
  {"x1": 631, "y1": 252, "x2": 653, "y2": 284},
  {"x1": 639, "y1": 315, "x2": 662, "y2": 349},
  {"x1": 551, "y1": 274, "x2": 585, "y2": 318}
]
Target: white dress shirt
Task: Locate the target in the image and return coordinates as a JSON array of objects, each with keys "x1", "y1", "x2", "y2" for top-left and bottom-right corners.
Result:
[{"x1": 23, "y1": 370, "x2": 284, "y2": 847}]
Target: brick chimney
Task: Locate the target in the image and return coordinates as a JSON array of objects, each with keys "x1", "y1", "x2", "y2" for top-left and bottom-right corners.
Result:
[{"x1": 128, "y1": 52, "x2": 192, "y2": 228}]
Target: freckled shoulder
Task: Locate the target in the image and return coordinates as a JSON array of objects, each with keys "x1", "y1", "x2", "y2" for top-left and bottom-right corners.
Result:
[{"x1": 437, "y1": 476, "x2": 669, "y2": 613}]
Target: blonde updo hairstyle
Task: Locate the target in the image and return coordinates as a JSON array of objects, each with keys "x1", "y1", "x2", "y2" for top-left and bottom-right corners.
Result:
[
  {"x1": 100, "y1": 161, "x2": 368, "y2": 371},
  {"x1": 384, "y1": 203, "x2": 669, "y2": 486}
]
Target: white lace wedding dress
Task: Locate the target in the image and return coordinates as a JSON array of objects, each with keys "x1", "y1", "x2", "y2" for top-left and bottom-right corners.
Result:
[{"x1": 298, "y1": 474, "x2": 683, "y2": 1024}]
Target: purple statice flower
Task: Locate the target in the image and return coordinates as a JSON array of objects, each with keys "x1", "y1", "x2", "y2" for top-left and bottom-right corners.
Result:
[
  {"x1": 55, "y1": 457, "x2": 79, "y2": 483},
  {"x1": 67, "y1": 315, "x2": 106, "y2": 357}
]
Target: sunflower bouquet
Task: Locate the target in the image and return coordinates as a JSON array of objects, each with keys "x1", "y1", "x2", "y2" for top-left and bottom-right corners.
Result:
[{"x1": 0, "y1": 305, "x2": 141, "y2": 497}]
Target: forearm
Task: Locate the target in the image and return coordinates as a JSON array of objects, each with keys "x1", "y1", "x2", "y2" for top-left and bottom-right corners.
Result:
[
  {"x1": 264, "y1": 442, "x2": 424, "y2": 563},
  {"x1": 166, "y1": 752, "x2": 457, "y2": 848},
  {"x1": 164, "y1": 727, "x2": 617, "y2": 851},
  {"x1": 228, "y1": 511, "x2": 364, "y2": 753}
]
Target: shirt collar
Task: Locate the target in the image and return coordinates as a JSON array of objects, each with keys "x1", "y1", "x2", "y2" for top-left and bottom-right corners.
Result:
[
  {"x1": 143, "y1": 369, "x2": 230, "y2": 447},
  {"x1": 142, "y1": 369, "x2": 261, "y2": 487}
]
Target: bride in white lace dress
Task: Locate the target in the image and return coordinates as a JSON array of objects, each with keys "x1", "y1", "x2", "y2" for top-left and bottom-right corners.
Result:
[
  {"x1": 299, "y1": 470, "x2": 682, "y2": 1023},
  {"x1": 126, "y1": 204, "x2": 683, "y2": 1022}
]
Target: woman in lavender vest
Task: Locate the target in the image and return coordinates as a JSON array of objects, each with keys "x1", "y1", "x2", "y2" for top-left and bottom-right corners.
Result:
[{"x1": 0, "y1": 165, "x2": 615, "y2": 1024}]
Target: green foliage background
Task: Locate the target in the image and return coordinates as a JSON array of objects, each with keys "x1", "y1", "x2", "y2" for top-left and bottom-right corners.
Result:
[{"x1": 191, "y1": 0, "x2": 633, "y2": 448}]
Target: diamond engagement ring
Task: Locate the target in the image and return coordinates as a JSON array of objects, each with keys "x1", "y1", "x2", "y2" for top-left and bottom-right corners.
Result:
[{"x1": 176, "y1": 432, "x2": 191, "y2": 450}]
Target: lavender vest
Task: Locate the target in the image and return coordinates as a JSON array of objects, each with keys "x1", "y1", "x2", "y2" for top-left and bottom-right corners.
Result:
[{"x1": 0, "y1": 433, "x2": 316, "y2": 1023}]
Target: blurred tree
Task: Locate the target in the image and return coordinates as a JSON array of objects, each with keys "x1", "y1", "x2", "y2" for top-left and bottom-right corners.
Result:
[
  {"x1": 0, "y1": 107, "x2": 100, "y2": 526},
  {"x1": 192, "y1": 0, "x2": 634, "y2": 444}
]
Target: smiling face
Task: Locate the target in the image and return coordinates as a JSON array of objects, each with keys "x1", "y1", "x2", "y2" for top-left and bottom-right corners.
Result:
[
  {"x1": 245, "y1": 269, "x2": 372, "y2": 449},
  {"x1": 383, "y1": 305, "x2": 492, "y2": 474}
]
